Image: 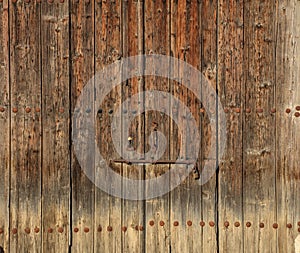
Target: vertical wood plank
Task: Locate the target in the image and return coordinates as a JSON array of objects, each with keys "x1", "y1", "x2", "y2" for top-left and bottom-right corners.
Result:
[
  {"x1": 144, "y1": 0, "x2": 171, "y2": 252},
  {"x1": 243, "y1": 1, "x2": 277, "y2": 252},
  {"x1": 276, "y1": 1, "x2": 300, "y2": 252},
  {"x1": 217, "y1": 0, "x2": 244, "y2": 252},
  {"x1": 70, "y1": 0, "x2": 95, "y2": 251},
  {"x1": 9, "y1": 1, "x2": 42, "y2": 252},
  {"x1": 41, "y1": 1, "x2": 70, "y2": 252},
  {"x1": 199, "y1": 0, "x2": 218, "y2": 252},
  {"x1": 121, "y1": 0, "x2": 145, "y2": 252},
  {"x1": 94, "y1": 0, "x2": 122, "y2": 252},
  {"x1": 0, "y1": 0, "x2": 10, "y2": 252}
]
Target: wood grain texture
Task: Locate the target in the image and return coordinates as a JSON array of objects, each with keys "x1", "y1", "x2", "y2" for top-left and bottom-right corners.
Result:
[
  {"x1": 9, "y1": 1, "x2": 42, "y2": 252},
  {"x1": 243, "y1": 1, "x2": 277, "y2": 252},
  {"x1": 217, "y1": 0, "x2": 244, "y2": 252},
  {"x1": 41, "y1": 1, "x2": 70, "y2": 252},
  {"x1": 276, "y1": 1, "x2": 300, "y2": 253},
  {"x1": 94, "y1": 0, "x2": 122, "y2": 252},
  {"x1": 70, "y1": 0, "x2": 95, "y2": 252},
  {"x1": 0, "y1": 1, "x2": 10, "y2": 252},
  {"x1": 144, "y1": 0, "x2": 170, "y2": 252}
]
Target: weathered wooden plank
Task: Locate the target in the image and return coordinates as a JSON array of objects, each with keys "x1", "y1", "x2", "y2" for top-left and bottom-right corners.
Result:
[
  {"x1": 217, "y1": 0, "x2": 244, "y2": 252},
  {"x1": 144, "y1": 0, "x2": 170, "y2": 252},
  {"x1": 276, "y1": 1, "x2": 300, "y2": 252},
  {"x1": 70, "y1": 0, "x2": 95, "y2": 251},
  {"x1": 41, "y1": 1, "x2": 70, "y2": 252},
  {"x1": 121, "y1": 0, "x2": 145, "y2": 252},
  {"x1": 243, "y1": 1, "x2": 277, "y2": 252},
  {"x1": 0, "y1": 1, "x2": 10, "y2": 252},
  {"x1": 9, "y1": 1, "x2": 42, "y2": 252},
  {"x1": 94, "y1": 0, "x2": 122, "y2": 252}
]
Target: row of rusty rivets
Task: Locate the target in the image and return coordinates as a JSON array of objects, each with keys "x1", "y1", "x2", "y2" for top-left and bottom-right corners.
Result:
[
  {"x1": 10, "y1": 0, "x2": 65, "y2": 3},
  {"x1": 6, "y1": 107, "x2": 65, "y2": 113}
]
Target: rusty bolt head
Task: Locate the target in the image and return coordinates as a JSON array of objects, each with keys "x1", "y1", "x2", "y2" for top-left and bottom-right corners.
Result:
[
  {"x1": 121, "y1": 226, "x2": 127, "y2": 232},
  {"x1": 139, "y1": 225, "x2": 144, "y2": 231},
  {"x1": 234, "y1": 222, "x2": 240, "y2": 227},
  {"x1": 287, "y1": 223, "x2": 292, "y2": 229},
  {"x1": 74, "y1": 227, "x2": 79, "y2": 233},
  {"x1": 0, "y1": 228, "x2": 3, "y2": 234},
  {"x1": 295, "y1": 112, "x2": 300, "y2": 117},
  {"x1": 271, "y1": 108, "x2": 276, "y2": 113},
  {"x1": 256, "y1": 108, "x2": 263, "y2": 113},
  {"x1": 47, "y1": 228, "x2": 53, "y2": 233},
  {"x1": 159, "y1": 221, "x2": 165, "y2": 227},
  {"x1": 235, "y1": 108, "x2": 241, "y2": 113},
  {"x1": 97, "y1": 226, "x2": 102, "y2": 232},
  {"x1": 25, "y1": 107, "x2": 31, "y2": 113},
  {"x1": 246, "y1": 222, "x2": 251, "y2": 228},
  {"x1": 34, "y1": 227, "x2": 40, "y2": 233},
  {"x1": 296, "y1": 106, "x2": 300, "y2": 111},
  {"x1": 12, "y1": 228, "x2": 17, "y2": 234},
  {"x1": 224, "y1": 221, "x2": 229, "y2": 228},
  {"x1": 199, "y1": 221, "x2": 205, "y2": 227},
  {"x1": 149, "y1": 220, "x2": 154, "y2": 226},
  {"x1": 84, "y1": 227, "x2": 89, "y2": 233},
  {"x1": 273, "y1": 223, "x2": 278, "y2": 229},
  {"x1": 246, "y1": 108, "x2": 251, "y2": 113},
  {"x1": 107, "y1": 226, "x2": 112, "y2": 232},
  {"x1": 57, "y1": 227, "x2": 64, "y2": 233},
  {"x1": 24, "y1": 227, "x2": 30, "y2": 234},
  {"x1": 0, "y1": 107, "x2": 5, "y2": 112},
  {"x1": 209, "y1": 221, "x2": 215, "y2": 227},
  {"x1": 259, "y1": 223, "x2": 264, "y2": 228},
  {"x1": 174, "y1": 221, "x2": 179, "y2": 227},
  {"x1": 12, "y1": 108, "x2": 18, "y2": 113},
  {"x1": 187, "y1": 220, "x2": 192, "y2": 226},
  {"x1": 286, "y1": 108, "x2": 291, "y2": 114}
]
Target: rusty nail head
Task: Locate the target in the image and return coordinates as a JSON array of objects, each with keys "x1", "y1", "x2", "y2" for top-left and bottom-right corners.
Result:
[
  {"x1": 271, "y1": 108, "x2": 276, "y2": 113},
  {"x1": 135, "y1": 225, "x2": 139, "y2": 231},
  {"x1": 58, "y1": 227, "x2": 64, "y2": 233},
  {"x1": 200, "y1": 108, "x2": 206, "y2": 113},
  {"x1": 59, "y1": 108, "x2": 64, "y2": 113},
  {"x1": 297, "y1": 221, "x2": 300, "y2": 226},
  {"x1": 0, "y1": 228, "x2": 3, "y2": 234},
  {"x1": 149, "y1": 220, "x2": 154, "y2": 226},
  {"x1": 84, "y1": 227, "x2": 89, "y2": 233},
  {"x1": 0, "y1": 107, "x2": 4, "y2": 112},
  {"x1": 296, "y1": 106, "x2": 300, "y2": 111},
  {"x1": 246, "y1": 222, "x2": 251, "y2": 228},
  {"x1": 287, "y1": 223, "x2": 292, "y2": 229},
  {"x1": 235, "y1": 108, "x2": 241, "y2": 113},
  {"x1": 286, "y1": 108, "x2": 291, "y2": 114},
  {"x1": 256, "y1": 108, "x2": 263, "y2": 113},
  {"x1": 187, "y1": 220, "x2": 192, "y2": 226},
  {"x1": 224, "y1": 221, "x2": 229, "y2": 228},
  {"x1": 24, "y1": 227, "x2": 30, "y2": 234},
  {"x1": 60, "y1": 0, "x2": 64, "y2": 2},
  {"x1": 209, "y1": 221, "x2": 215, "y2": 227},
  {"x1": 295, "y1": 112, "x2": 300, "y2": 117},
  {"x1": 159, "y1": 221, "x2": 165, "y2": 227},
  {"x1": 200, "y1": 221, "x2": 205, "y2": 227},
  {"x1": 25, "y1": 107, "x2": 31, "y2": 113},
  {"x1": 12, "y1": 228, "x2": 17, "y2": 234},
  {"x1": 234, "y1": 222, "x2": 240, "y2": 227},
  {"x1": 174, "y1": 221, "x2": 179, "y2": 227},
  {"x1": 74, "y1": 227, "x2": 79, "y2": 233},
  {"x1": 48, "y1": 228, "x2": 53, "y2": 233},
  {"x1": 223, "y1": 108, "x2": 229, "y2": 113},
  {"x1": 35, "y1": 108, "x2": 40, "y2": 112},
  {"x1": 97, "y1": 226, "x2": 102, "y2": 232},
  {"x1": 273, "y1": 223, "x2": 278, "y2": 229},
  {"x1": 121, "y1": 226, "x2": 127, "y2": 232},
  {"x1": 259, "y1": 223, "x2": 264, "y2": 228},
  {"x1": 107, "y1": 226, "x2": 112, "y2": 232},
  {"x1": 48, "y1": 0, "x2": 54, "y2": 3},
  {"x1": 34, "y1": 227, "x2": 40, "y2": 233},
  {"x1": 246, "y1": 108, "x2": 251, "y2": 113},
  {"x1": 298, "y1": 228, "x2": 300, "y2": 233},
  {"x1": 12, "y1": 108, "x2": 18, "y2": 113},
  {"x1": 139, "y1": 226, "x2": 144, "y2": 231}
]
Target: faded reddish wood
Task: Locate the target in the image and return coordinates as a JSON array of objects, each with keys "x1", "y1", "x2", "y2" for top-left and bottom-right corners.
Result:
[
  {"x1": 70, "y1": 0, "x2": 95, "y2": 252},
  {"x1": 243, "y1": 1, "x2": 277, "y2": 252},
  {"x1": 276, "y1": 1, "x2": 300, "y2": 253},
  {"x1": 9, "y1": 1, "x2": 42, "y2": 252},
  {"x1": 0, "y1": 1, "x2": 9, "y2": 252},
  {"x1": 41, "y1": 1, "x2": 70, "y2": 252},
  {"x1": 217, "y1": 0, "x2": 244, "y2": 252}
]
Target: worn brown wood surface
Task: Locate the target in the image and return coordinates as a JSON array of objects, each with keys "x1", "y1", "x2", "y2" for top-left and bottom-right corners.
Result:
[{"x1": 0, "y1": 0, "x2": 299, "y2": 252}]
